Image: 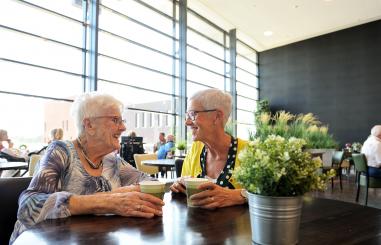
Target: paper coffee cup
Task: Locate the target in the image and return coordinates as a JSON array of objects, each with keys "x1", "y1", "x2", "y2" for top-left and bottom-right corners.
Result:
[
  {"x1": 140, "y1": 181, "x2": 165, "y2": 200},
  {"x1": 184, "y1": 178, "x2": 209, "y2": 207}
]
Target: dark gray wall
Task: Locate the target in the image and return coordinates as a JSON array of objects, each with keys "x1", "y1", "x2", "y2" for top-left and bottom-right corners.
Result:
[{"x1": 259, "y1": 20, "x2": 381, "y2": 147}]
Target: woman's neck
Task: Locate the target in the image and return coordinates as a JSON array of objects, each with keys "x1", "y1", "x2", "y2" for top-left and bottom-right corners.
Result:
[
  {"x1": 203, "y1": 132, "x2": 231, "y2": 159},
  {"x1": 76, "y1": 137, "x2": 104, "y2": 164}
]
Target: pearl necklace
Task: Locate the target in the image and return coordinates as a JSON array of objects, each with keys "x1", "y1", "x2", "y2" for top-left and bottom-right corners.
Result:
[{"x1": 76, "y1": 138, "x2": 103, "y2": 169}]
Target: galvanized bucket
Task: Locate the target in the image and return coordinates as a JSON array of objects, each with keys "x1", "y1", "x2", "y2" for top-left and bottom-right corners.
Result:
[{"x1": 248, "y1": 193, "x2": 303, "y2": 245}]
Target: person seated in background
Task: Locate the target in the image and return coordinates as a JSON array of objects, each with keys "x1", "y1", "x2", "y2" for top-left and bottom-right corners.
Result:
[
  {"x1": 157, "y1": 135, "x2": 175, "y2": 159},
  {"x1": 10, "y1": 92, "x2": 164, "y2": 243},
  {"x1": 128, "y1": 131, "x2": 137, "y2": 138},
  {"x1": 48, "y1": 128, "x2": 64, "y2": 144},
  {"x1": 0, "y1": 129, "x2": 13, "y2": 152},
  {"x1": 153, "y1": 132, "x2": 166, "y2": 153},
  {"x1": 0, "y1": 129, "x2": 28, "y2": 177},
  {"x1": 29, "y1": 128, "x2": 64, "y2": 158},
  {"x1": 0, "y1": 129, "x2": 27, "y2": 161},
  {"x1": 170, "y1": 88, "x2": 248, "y2": 208},
  {"x1": 361, "y1": 125, "x2": 381, "y2": 177}
]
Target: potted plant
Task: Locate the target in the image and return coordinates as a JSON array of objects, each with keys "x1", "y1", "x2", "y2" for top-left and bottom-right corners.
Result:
[
  {"x1": 351, "y1": 142, "x2": 362, "y2": 153},
  {"x1": 176, "y1": 141, "x2": 186, "y2": 157},
  {"x1": 253, "y1": 111, "x2": 338, "y2": 167},
  {"x1": 234, "y1": 135, "x2": 335, "y2": 245}
]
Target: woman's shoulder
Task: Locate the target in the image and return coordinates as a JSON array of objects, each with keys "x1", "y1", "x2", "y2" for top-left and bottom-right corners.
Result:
[
  {"x1": 45, "y1": 140, "x2": 74, "y2": 154},
  {"x1": 189, "y1": 141, "x2": 204, "y2": 152},
  {"x1": 236, "y1": 138, "x2": 248, "y2": 150}
]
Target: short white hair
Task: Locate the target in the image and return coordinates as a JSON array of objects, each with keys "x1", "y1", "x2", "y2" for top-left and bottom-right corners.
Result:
[
  {"x1": 371, "y1": 125, "x2": 381, "y2": 138},
  {"x1": 71, "y1": 92, "x2": 124, "y2": 136},
  {"x1": 189, "y1": 88, "x2": 232, "y2": 125}
]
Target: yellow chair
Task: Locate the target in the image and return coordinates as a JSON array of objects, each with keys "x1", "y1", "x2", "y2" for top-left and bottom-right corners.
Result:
[
  {"x1": 28, "y1": 154, "x2": 42, "y2": 176},
  {"x1": 133, "y1": 153, "x2": 159, "y2": 176}
]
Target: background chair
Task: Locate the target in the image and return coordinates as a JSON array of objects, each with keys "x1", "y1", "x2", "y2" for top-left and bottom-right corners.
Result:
[
  {"x1": 0, "y1": 176, "x2": 32, "y2": 244},
  {"x1": 322, "y1": 151, "x2": 344, "y2": 190},
  {"x1": 133, "y1": 153, "x2": 159, "y2": 177},
  {"x1": 28, "y1": 154, "x2": 42, "y2": 176},
  {"x1": 352, "y1": 153, "x2": 381, "y2": 206},
  {"x1": 175, "y1": 158, "x2": 184, "y2": 178},
  {"x1": 120, "y1": 137, "x2": 144, "y2": 168}
]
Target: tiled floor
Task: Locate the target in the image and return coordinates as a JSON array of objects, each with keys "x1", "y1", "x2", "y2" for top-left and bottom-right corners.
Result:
[{"x1": 308, "y1": 172, "x2": 381, "y2": 209}]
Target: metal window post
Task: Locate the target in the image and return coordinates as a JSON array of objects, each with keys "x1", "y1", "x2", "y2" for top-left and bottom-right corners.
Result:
[
  {"x1": 179, "y1": 0, "x2": 187, "y2": 141},
  {"x1": 88, "y1": 0, "x2": 99, "y2": 92},
  {"x1": 229, "y1": 29, "x2": 237, "y2": 137}
]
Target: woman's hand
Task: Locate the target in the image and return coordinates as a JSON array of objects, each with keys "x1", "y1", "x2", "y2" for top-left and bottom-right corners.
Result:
[
  {"x1": 94, "y1": 185, "x2": 140, "y2": 195},
  {"x1": 69, "y1": 191, "x2": 164, "y2": 218},
  {"x1": 111, "y1": 185, "x2": 140, "y2": 193},
  {"x1": 189, "y1": 182, "x2": 246, "y2": 209},
  {"x1": 169, "y1": 177, "x2": 187, "y2": 193},
  {"x1": 110, "y1": 191, "x2": 164, "y2": 218}
]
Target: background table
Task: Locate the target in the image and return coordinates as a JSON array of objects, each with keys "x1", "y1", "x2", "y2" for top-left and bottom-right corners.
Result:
[
  {"x1": 14, "y1": 193, "x2": 381, "y2": 244},
  {"x1": 0, "y1": 162, "x2": 28, "y2": 177},
  {"x1": 142, "y1": 159, "x2": 175, "y2": 178}
]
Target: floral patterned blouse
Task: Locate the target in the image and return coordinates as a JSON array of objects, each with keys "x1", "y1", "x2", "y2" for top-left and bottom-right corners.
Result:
[{"x1": 10, "y1": 140, "x2": 152, "y2": 243}]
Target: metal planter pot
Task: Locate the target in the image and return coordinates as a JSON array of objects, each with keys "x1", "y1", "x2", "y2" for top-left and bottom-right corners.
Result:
[{"x1": 248, "y1": 193, "x2": 303, "y2": 245}]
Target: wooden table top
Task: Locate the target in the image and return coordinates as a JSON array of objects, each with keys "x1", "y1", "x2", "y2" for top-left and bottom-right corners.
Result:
[
  {"x1": 142, "y1": 159, "x2": 175, "y2": 167},
  {"x1": 13, "y1": 193, "x2": 381, "y2": 244}
]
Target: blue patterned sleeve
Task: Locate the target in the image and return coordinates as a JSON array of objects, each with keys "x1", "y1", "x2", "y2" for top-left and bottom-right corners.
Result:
[{"x1": 17, "y1": 141, "x2": 73, "y2": 226}]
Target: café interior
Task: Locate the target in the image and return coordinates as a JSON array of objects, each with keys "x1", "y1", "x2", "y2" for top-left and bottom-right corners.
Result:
[{"x1": 1, "y1": 0, "x2": 381, "y2": 244}]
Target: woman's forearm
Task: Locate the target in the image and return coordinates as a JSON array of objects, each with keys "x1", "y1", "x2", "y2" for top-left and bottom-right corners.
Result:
[{"x1": 69, "y1": 194, "x2": 115, "y2": 215}]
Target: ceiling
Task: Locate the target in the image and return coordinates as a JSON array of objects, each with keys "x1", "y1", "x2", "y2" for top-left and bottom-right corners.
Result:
[{"x1": 191, "y1": 0, "x2": 381, "y2": 52}]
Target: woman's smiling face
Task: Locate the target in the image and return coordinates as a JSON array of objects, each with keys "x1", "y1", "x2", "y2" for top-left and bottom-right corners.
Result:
[
  {"x1": 91, "y1": 107, "x2": 126, "y2": 153},
  {"x1": 185, "y1": 100, "x2": 216, "y2": 142}
]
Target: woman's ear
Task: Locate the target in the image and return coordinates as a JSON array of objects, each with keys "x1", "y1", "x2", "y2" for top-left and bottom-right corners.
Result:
[
  {"x1": 214, "y1": 110, "x2": 224, "y2": 125},
  {"x1": 83, "y1": 118, "x2": 96, "y2": 136}
]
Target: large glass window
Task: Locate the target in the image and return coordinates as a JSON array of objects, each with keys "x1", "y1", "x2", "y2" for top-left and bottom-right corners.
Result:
[
  {"x1": 186, "y1": 7, "x2": 229, "y2": 107},
  {"x1": 97, "y1": 0, "x2": 178, "y2": 148},
  {"x1": 236, "y1": 40, "x2": 258, "y2": 139},
  {"x1": 1, "y1": 0, "x2": 259, "y2": 151},
  {"x1": 0, "y1": 0, "x2": 86, "y2": 150}
]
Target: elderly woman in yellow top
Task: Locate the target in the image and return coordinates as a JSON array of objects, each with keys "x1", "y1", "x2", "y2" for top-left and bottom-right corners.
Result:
[
  {"x1": 11, "y1": 92, "x2": 164, "y2": 242},
  {"x1": 170, "y1": 88, "x2": 248, "y2": 208}
]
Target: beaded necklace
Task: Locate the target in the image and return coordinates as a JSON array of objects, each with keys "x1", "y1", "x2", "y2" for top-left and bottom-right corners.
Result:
[{"x1": 76, "y1": 138, "x2": 103, "y2": 169}]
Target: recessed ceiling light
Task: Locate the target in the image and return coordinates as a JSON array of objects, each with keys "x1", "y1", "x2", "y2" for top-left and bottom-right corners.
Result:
[{"x1": 264, "y1": 31, "x2": 273, "y2": 37}]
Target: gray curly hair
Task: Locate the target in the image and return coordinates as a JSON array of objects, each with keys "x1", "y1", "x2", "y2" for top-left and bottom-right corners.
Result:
[{"x1": 71, "y1": 92, "x2": 124, "y2": 136}]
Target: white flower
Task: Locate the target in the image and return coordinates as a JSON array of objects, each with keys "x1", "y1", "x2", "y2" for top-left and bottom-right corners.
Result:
[{"x1": 283, "y1": 152, "x2": 290, "y2": 161}]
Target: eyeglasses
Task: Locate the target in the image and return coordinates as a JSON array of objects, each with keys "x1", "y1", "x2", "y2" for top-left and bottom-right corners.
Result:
[
  {"x1": 92, "y1": 116, "x2": 126, "y2": 126},
  {"x1": 185, "y1": 109, "x2": 216, "y2": 121}
]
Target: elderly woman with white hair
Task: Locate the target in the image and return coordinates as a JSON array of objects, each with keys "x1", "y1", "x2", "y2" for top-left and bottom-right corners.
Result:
[
  {"x1": 361, "y1": 125, "x2": 381, "y2": 177},
  {"x1": 170, "y1": 88, "x2": 248, "y2": 208},
  {"x1": 11, "y1": 92, "x2": 164, "y2": 242}
]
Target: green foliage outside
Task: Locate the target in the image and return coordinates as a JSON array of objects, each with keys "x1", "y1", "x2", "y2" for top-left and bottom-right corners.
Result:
[{"x1": 234, "y1": 135, "x2": 335, "y2": 196}]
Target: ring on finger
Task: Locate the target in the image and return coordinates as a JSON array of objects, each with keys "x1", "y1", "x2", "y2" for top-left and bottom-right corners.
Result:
[{"x1": 210, "y1": 196, "x2": 214, "y2": 202}]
